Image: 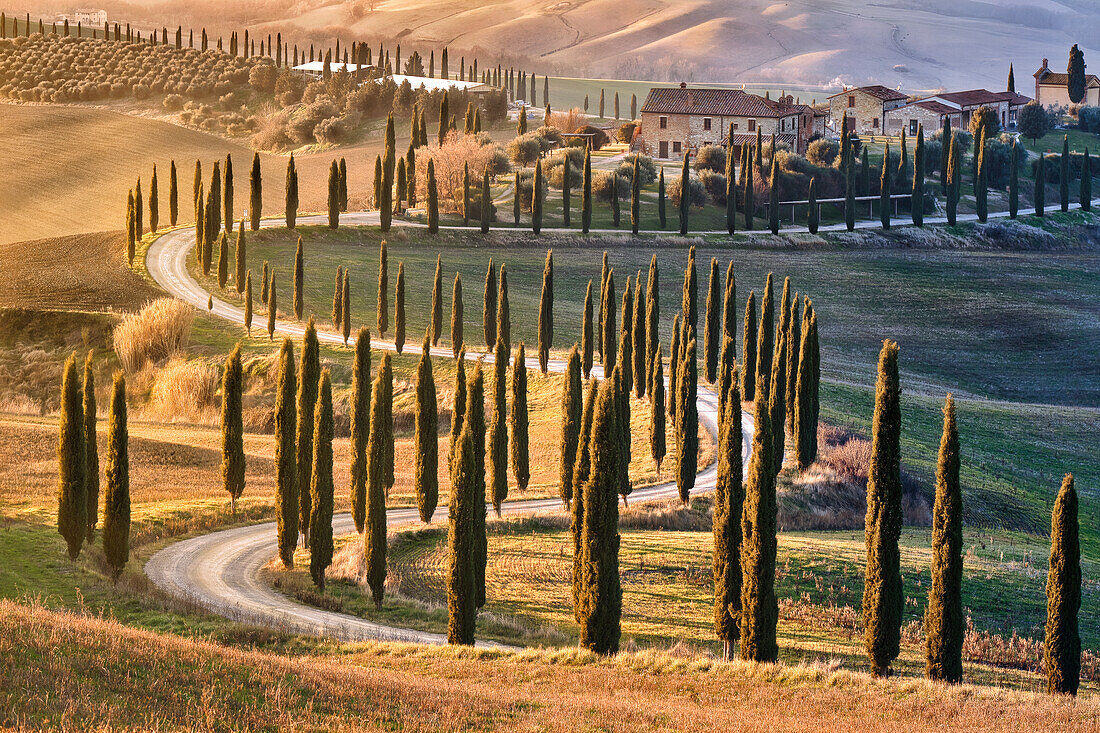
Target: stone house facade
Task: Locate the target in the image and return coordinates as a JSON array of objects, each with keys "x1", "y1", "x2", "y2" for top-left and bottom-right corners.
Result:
[
  {"x1": 1034, "y1": 58, "x2": 1100, "y2": 107},
  {"x1": 639, "y1": 84, "x2": 816, "y2": 159},
  {"x1": 884, "y1": 100, "x2": 961, "y2": 136},
  {"x1": 827, "y1": 85, "x2": 908, "y2": 135}
]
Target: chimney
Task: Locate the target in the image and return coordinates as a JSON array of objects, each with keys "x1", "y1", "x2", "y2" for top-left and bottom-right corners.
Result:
[
  {"x1": 1042, "y1": 58, "x2": 1048, "y2": 70},
  {"x1": 679, "y1": 81, "x2": 687, "y2": 89}
]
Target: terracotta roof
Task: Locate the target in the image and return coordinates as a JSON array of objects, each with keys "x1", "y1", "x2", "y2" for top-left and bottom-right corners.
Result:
[
  {"x1": 991, "y1": 91, "x2": 1033, "y2": 106},
  {"x1": 721, "y1": 133, "x2": 799, "y2": 148},
  {"x1": 1035, "y1": 69, "x2": 1100, "y2": 87},
  {"x1": 910, "y1": 100, "x2": 958, "y2": 115},
  {"x1": 933, "y1": 89, "x2": 1011, "y2": 107},
  {"x1": 640, "y1": 87, "x2": 798, "y2": 118},
  {"x1": 827, "y1": 85, "x2": 908, "y2": 102}
]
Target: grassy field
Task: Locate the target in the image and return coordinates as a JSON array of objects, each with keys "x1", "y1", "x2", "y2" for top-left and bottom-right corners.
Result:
[{"x1": 1021, "y1": 129, "x2": 1100, "y2": 157}]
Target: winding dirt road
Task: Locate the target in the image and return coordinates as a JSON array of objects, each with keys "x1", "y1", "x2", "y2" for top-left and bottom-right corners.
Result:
[{"x1": 144, "y1": 215, "x2": 751, "y2": 645}]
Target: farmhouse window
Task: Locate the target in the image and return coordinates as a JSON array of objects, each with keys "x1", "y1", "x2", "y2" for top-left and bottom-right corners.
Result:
[
  {"x1": 909, "y1": 119, "x2": 918, "y2": 135},
  {"x1": 703, "y1": 117, "x2": 711, "y2": 131},
  {"x1": 673, "y1": 141, "x2": 682, "y2": 153},
  {"x1": 659, "y1": 116, "x2": 667, "y2": 129},
  {"x1": 748, "y1": 119, "x2": 756, "y2": 132},
  {"x1": 873, "y1": 117, "x2": 879, "y2": 128},
  {"x1": 848, "y1": 95, "x2": 855, "y2": 108}
]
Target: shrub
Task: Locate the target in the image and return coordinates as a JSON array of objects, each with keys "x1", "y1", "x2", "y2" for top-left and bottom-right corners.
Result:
[
  {"x1": 668, "y1": 174, "x2": 707, "y2": 208},
  {"x1": 507, "y1": 132, "x2": 544, "y2": 167},
  {"x1": 616, "y1": 122, "x2": 637, "y2": 143},
  {"x1": 592, "y1": 170, "x2": 630, "y2": 202},
  {"x1": 930, "y1": 128, "x2": 972, "y2": 160},
  {"x1": 548, "y1": 108, "x2": 587, "y2": 133},
  {"x1": 1078, "y1": 106, "x2": 1100, "y2": 133},
  {"x1": 249, "y1": 64, "x2": 278, "y2": 93},
  {"x1": 149, "y1": 357, "x2": 219, "y2": 421},
  {"x1": 162, "y1": 93, "x2": 184, "y2": 111},
  {"x1": 534, "y1": 125, "x2": 563, "y2": 147},
  {"x1": 694, "y1": 144, "x2": 726, "y2": 173},
  {"x1": 806, "y1": 138, "x2": 839, "y2": 167},
  {"x1": 314, "y1": 115, "x2": 350, "y2": 144},
  {"x1": 113, "y1": 298, "x2": 194, "y2": 373},
  {"x1": 417, "y1": 132, "x2": 510, "y2": 212},
  {"x1": 698, "y1": 169, "x2": 727, "y2": 204},
  {"x1": 616, "y1": 154, "x2": 657, "y2": 186},
  {"x1": 572, "y1": 124, "x2": 608, "y2": 150},
  {"x1": 515, "y1": 168, "x2": 546, "y2": 212}
]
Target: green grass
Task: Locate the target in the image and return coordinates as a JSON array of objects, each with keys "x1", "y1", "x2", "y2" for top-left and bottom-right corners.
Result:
[{"x1": 1021, "y1": 129, "x2": 1100, "y2": 157}]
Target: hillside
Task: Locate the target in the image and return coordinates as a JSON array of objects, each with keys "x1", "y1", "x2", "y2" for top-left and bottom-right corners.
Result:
[{"x1": 17, "y1": 0, "x2": 1100, "y2": 91}]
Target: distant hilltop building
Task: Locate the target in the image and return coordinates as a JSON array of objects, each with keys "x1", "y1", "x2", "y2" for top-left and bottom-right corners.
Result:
[
  {"x1": 829, "y1": 84, "x2": 1032, "y2": 136},
  {"x1": 638, "y1": 83, "x2": 824, "y2": 159},
  {"x1": 1034, "y1": 58, "x2": 1100, "y2": 107},
  {"x1": 827, "y1": 85, "x2": 908, "y2": 136},
  {"x1": 72, "y1": 9, "x2": 107, "y2": 26}
]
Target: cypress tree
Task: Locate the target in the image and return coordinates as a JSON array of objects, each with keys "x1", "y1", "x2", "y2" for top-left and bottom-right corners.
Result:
[
  {"x1": 327, "y1": 160, "x2": 340, "y2": 228},
  {"x1": 755, "y1": 273, "x2": 775, "y2": 391},
  {"x1": 261, "y1": 261, "x2": 269, "y2": 305},
  {"x1": 377, "y1": 241, "x2": 388, "y2": 337},
  {"x1": 169, "y1": 160, "x2": 179, "y2": 227},
  {"x1": 679, "y1": 151, "x2": 690, "y2": 236},
  {"x1": 630, "y1": 158, "x2": 641, "y2": 235},
  {"x1": 863, "y1": 339, "x2": 904, "y2": 677},
  {"x1": 784, "y1": 293, "x2": 802, "y2": 435},
  {"x1": 450, "y1": 349, "x2": 467, "y2": 470},
  {"x1": 57, "y1": 354, "x2": 86, "y2": 560},
  {"x1": 1036, "y1": 152, "x2": 1046, "y2": 217},
  {"x1": 514, "y1": 170, "x2": 521, "y2": 226},
  {"x1": 533, "y1": 159, "x2": 544, "y2": 234},
  {"x1": 365, "y1": 354, "x2": 391, "y2": 607},
  {"x1": 296, "y1": 318, "x2": 320, "y2": 545},
  {"x1": 560, "y1": 346, "x2": 583, "y2": 505},
  {"x1": 645, "y1": 255, "x2": 660, "y2": 391},
  {"x1": 102, "y1": 371, "x2": 130, "y2": 579},
  {"x1": 462, "y1": 162, "x2": 470, "y2": 226},
  {"x1": 150, "y1": 164, "x2": 159, "y2": 233},
  {"x1": 1081, "y1": 148, "x2": 1092, "y2": 212},
  {"x1": 244, "y1": 271, "x2": 254, "y2": 336},
  {"x1": 598, "y1": 252, "x2": 610, "y2": 362},
  {"x1": 739, "y1": 371, "x2": 777, "y2": 662},
  {"x1": 1060, "y1": 135, "x2": 1071, "y2": 212},
  {"x1": 293, "y1": 236, "x2": 304, "y2": 320},
  {"x1": 286, "y1": 154, "x2": 298, "y2": 229},
  {"x1": 725, "y1": 125, "x2": 737, "y2": 235},
  {"x1": 266, "y1": 277, "x2": 277, "y2": 341},
  {"x1": 340, "y1": 157, "x2": 349, "y2": 212},
  {"x1": 714, "y1": 370, "x2": 744, "y2": 660},
  {"x1": 744, "y1": 145, "x2": 755, "y2": 230},
  {"x1": 135, "y1": 178, "x2": 143, "y2": 238},
  {"x1": 704, "y1": 258, "x2": 721, "y2": 383},
  {"x1": 632, "y1": 273, "x2": 646, "y2": 398},
  {"x1": 465, "y1": 363, "x2": 488, "y2": 609},
  {"x1": 489, "y1": 340, "x2": 509, "y2": 515},
  {"x1": 649, "y1": 345, "x2": 666, "y2": 473},
  {"x1": 1044, "y1": 474, "x2": 1081, "y2": 695},
  {"x1": 430, "y1": 256, "x2": 443, "y2": 345},
  {"x1": 768, "y1": 331, "x2": 787, "y2": 477},
  {"x1": 308, "y1": 370, "x2": 334, "y2": 590},
  {"x1": 250, "y1": 153, "x2": 262, "y2": 230},
  {"x1": 619, "y1": 277, "x2": 634, "y2": 396},
  {"x1": 682, "y1": 246, "x2": 697, "y2": 336},
  {"x1": 235, "y1": 225, "x2": 247, "y2": 294},
  {"x1": 582, "y1": 149, "x2": 593, "y2": 234},
  {"x1": 224, "y1": 154, "x2": 234, "y2": 232},
  {"x1": 925, "y1": 395, "x2": 963, "y2": 683},
  {"x1": 221, "y1": 344, "x2": 245, "y2": 516},
  {"x1": 483, "y1": 259, "x2": 497, "y2": 348},
  {"x1": 658, "y1": 166, "x2": 667, "y2": 229},
  {"x1": 675, "y1": 335, "x2": 698, "y2": 503},
  {"x1": 537, "y1": 249, "x2": 553, "y2": 373},
  {"x1": 350, "y1": 328, "x2": 371, "y2": 534},
  {"x1": 427, "y1": 159, "x2": 439, "y2": 233},
  {"x1": 742, "y1": 292, "x2": 757, "y2": 407},
  {"x1": 946, "y1": 134, "x2": 959, "y2": 226},
  {"x1": 82, "y1": 353, "x2": 99, "y2": 542},
  {"x1": 394, "y1": 262, "x2": 406, "y2": 354},
  {"x1": 718, "y1": 334, "x2": 736, "y2": 420},
  {"x1": 578, "y1": 378, "x2": 623, "y2": 655},
  {"x1": 768, "y1": 155, "x2": 780, "y2": 234},
  {"x1": 572, "y1": 379, "x2": 598, "y2": 619},
  {"x1": 217, "y1": 233, "x2": 229, "y2": 289},
  {"x1": 447, "y1": 416, "x2": 478, "y2": 645},
  {"x1": 912, "y1": 125, "x2": 925, "y2": 226},
  {"x1": 601, "y1": 270, "x2": 617, "y2": 375},
  {"x1": 581, "y1": 280, "x2": 595, "y2": 378},
  {"x1": 807, "y1": 176, "x2": 819, "y2": 234},
  {"x1": 382, "y1": 115, "x2": 395, "y2": 232},
  {"x1": 480, "y1": 170, "x2": 491, "y2": 233},
  {"x1": 451, "y1": 273, "x2": 464, "y2": 358},
  {"x1": 414, "y1": 336, "x2": 439, "y2": 523},
  {"x1": 563, "y1": 157, "x2": 572, "y2": 228},
  {"x1": 976, "y1": 134, "x2": 988, "y2": 222},
  {"x1": 342, "y1": 270, "x2": 351, "y2": 345},
  {"x1": 940, "y1": 118, "x2": 951, "y2": 193},
  {"x1": 668, "y1": 312, "x2": 681, "y2": 419},
  {"x1": 497, "y1": 265, "x2": 511, "y2": 354}
]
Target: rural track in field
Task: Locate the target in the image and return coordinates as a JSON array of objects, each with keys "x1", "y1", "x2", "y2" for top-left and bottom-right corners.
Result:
[{"x1": 144, "y1": 216, "x2": 753, "y2": 646}]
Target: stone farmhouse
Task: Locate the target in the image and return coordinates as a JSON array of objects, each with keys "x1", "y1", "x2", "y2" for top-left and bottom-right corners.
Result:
[
  {"x1": 639, "y1": 84, "x2": 822, "y2": 160},
  {"x1": 1034, "y1": 58, "x2": 1100, "y2": 107},
  {"x1": 827, "y1": 85, "x2": 908, "y2": 135},
  {"x1": 885, "y1": 89, "x2": 1031, "y2": 135}
]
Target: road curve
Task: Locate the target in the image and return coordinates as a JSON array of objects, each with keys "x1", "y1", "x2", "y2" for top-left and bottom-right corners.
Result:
[{"x1": 144, "y1": 215, "x2": 752, "y2": 645}]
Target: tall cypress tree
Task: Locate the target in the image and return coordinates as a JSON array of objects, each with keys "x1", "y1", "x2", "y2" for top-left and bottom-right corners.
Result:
[
  {"x1": 498, "y1": 265, "x2": 511, "y2": 354},
  {"x1": 645, "y1": 255, "x2": 660, "y2": 393},
  {"x1": 619, "y1": 277, "x2": 634, "y2": 396},
  {"x1": 912, "y1": 125, "x2": 925, "y2": 226},
  {"x1": 342, "y1": 270, "x2": 351, "y2": 345},
  {"x1": 560, "y1": 346, "x2": 583, "y2": 505},
  {"x1": 946, "y1": 134, "x2": 959, "y2": 226},
  {"x1": 365, "y1": 354, "x2": 391, "y2": 608},
  {"x1": 427, "y1": 159, "x2": 439, "y2": 233},
  {"x1": 718, "y1": 335, "x2": 736, "y2": 420},
  {"x1": 630, "y1": 158, "x2": 641, "y2": 235},
  {"x1": 57, "y1": 354, "x2": 86, "y2": 560},
  {"x1": 744, "y1": 145, "x2": 755, "y2": 230},
  {"x1": 327, "y1": 160, "x2": 340, "y2": 228},
  {"x1": 275, "y1": 339, "x2": 297, "y2": 565},
  {"x1": 350, "y1": 328, "x2": 371, "y2": 533},
  {"x1": 925, "y1": 394, "x2": 963, "y2": 683},
  {"x1": 598, "y1": 252, "x2": 610, "y2": 361},
  {"x1": 582, "y1": 149, "x2": 593, "y2": 234},
  {"x1": 578, "y1": 378, "x2": 623, "y2": 654},
  {"x1": 149, "y1": 164, "x2": 159, "y2": 233},
  {"x1": 768, "y1": 330, "x2": 787, "y2": 477},
  {"x1": 169, "y1": 160, "x2": 179, "y2": 228},
  {"x1": 223, "y1": 154, "x2": 234, "y2": 232},
  {"x1": 581, "y1": 280, "x2": 594, "y2": 378},
  {"x1": 679, "y1": 151, "x2": 690, "y2": 236},
  {"x1": 725, "y1": 126, "x2": 737, "y2": 235},
  {"x1": 261, "y1": 261, "x2": 270, "y2": 305},
  {"x1": 244, "y1": 271, "x2": 254, "y2": 337},
  {"x1": 784, "y1": 291, "x2": 802, "y2": 434},
  {"x1": 682, "y1": 246, "x2": 697, "y2": 335},
  {"x1": 755, "y1": 274, "x2": 774, "y2": 390},
  {"x1": 601, "y1": 270, "x2": 617, "y2": 375},
  {"x1": 483, "y1": 258, "x2": 497, "y2": 348},
  {"x1": 714, "y1": 372, "x2": 744, "y2": 660},
  {"x1": 267, "y1": 277, "x2": 277, "y2": 341},
  {"x1": 414, "y1": 336, "x2": 439, "y2": 523},
  {"x1": 480, "y1": 169, "x2": 491, "y2": 233},
  {"x1": 658, "y1": 166, "x2": 667, "y2": 229},
  {"x1": 511, "y1": 343, "x2": 530, "y2": 492},
  {"x1": 250, "y1": 153, "x2": 262, "y2": 231},
  {"x1": 844, "y1": 147, "x2": 856, "y2": 231},
  {"x1": 1045, "y1": 474, "x2": 1081, "y2": 695},
  {"x1": 82, "y1": 353, "x2": 99, "y2": 542},
  {"x1": 572, "y1": 379, "x2": 598, "y2": 618},
  {"x1": 563, "y1": 157, "x2": 572, "y2": 228},
  {"x1": 217, "y1": 233, "x2": 229, "y2": 290},
  {"x1": 135, "y1": 177, "x2": 144, "y2": 238},
  {"x1": 880, "y1": 143, "x2": 893, "y2": 230},
  {"x1": 668, "y1": 313, "x2": 681, "y2": 419},
  {"x1": 102, "y1": 371, "x2": 130, "y2": 579},
  {"x1": 976, "y1": 134, "x2": 988, "y2": 222},
  {"x1": 293, "y1": 236, "x2": 304, "y2": 320},
  {"x1": 449, "y1": 349, "x2": 467, "y2": 471},
  {"x1": 741, "y1": 292, "x2": 757, "y2": 403},
  {"x1": 1060, "y1": 135, "x2": 1070, "y2": 213},
  {"x1": 451, "y1": 273, "x2": 464, "y2": 358},
  {"x1": 704, "y1": 258, "x2": 721, "y2": 383},
  {"x1": 863, "y1": 339, "x2": 904, "y2": 677},
  {"x1": 740, "y1": 371, "x2": 777, "y2": 662},
  {"x1": 308, "y1": 370, "x2": 334, "y2": 590},
  {"x1": 235, "y1": 225, "x2": 247, "y2": 294},
  {"x1": 221, "y1": 344, "x2": 246, "y2": 515},
  {"x1": 431, "y1": 255, "x2": 444, "y2": 345},
  {"x1": 465, "y1": 363, "x2": 488, "y2": 608},
  {"x1": 632, "y1": 273, "x2": 646, "y2": 398},
  {"x1": 807, "y1": 176, "x2": 819, "y2": 234},
  {"x1": 447, "y1": 417, "x2": 478, "y2": 645},
  {"x1": 533, "y1": 160, "x2": 544, "y2": 234},
  {"x1": 285, "y1": 154, "x2": 298, "y2": 229},
  {"x1": 649, "y1": 345, "x2": 666, "y2": 473},
  {"x1": 768, "y1": 155, "x2": 780, "y2": 234},
  {"x1": 675, "y1": 336, "x2": 698, "y2": 504},
  {"x1": 537, "y1": 250, "x2": 553, "y2": 373},
  {"x1": 296, "y1": 318, "x2": 320, "y2": 545},
  {"x1": 488, "y1": 340, "x2": 509, "y2": 515},
  {"x1": 394, "y1": 262, "x2": 406, "y2": 354},
  {"x1": 377, "y1": 240, "x2": 389, "y2": 337}
]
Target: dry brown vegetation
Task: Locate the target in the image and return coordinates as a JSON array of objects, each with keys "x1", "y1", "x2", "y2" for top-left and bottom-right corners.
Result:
[
  {"x1": 3, "y1": 599, "x2": 1097, "y2": 732},
  {"x1": 114, "y1": 297, "x2": 195, "y2": 373}
]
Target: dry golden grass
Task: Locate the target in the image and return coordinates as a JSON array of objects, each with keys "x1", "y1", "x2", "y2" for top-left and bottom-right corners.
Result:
[
  {"x1": 114, "y1": 297, "x2": 195, "y2": 373},
  {"x1": 3, "y1": 598, "x2": 1097, "y2": 732}
]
